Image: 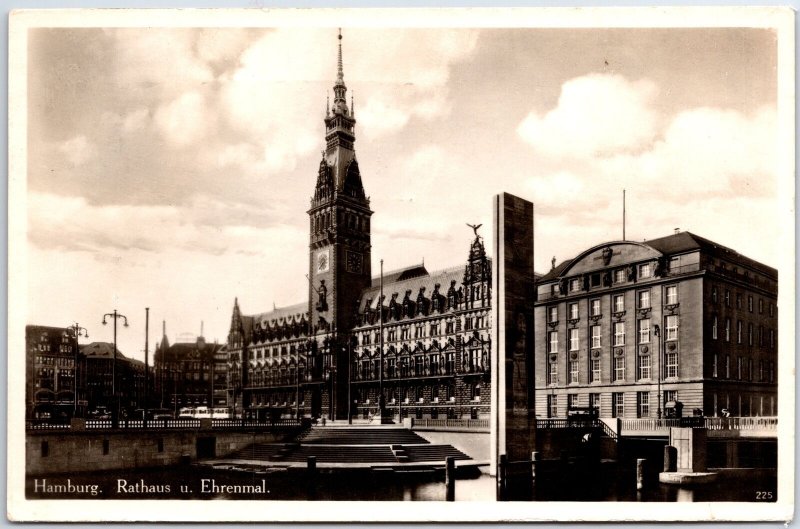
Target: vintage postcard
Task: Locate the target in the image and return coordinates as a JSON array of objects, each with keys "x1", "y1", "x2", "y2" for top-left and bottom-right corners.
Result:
[{"x1": 7, "y1": 7, "x2": 795, "y2": 523}]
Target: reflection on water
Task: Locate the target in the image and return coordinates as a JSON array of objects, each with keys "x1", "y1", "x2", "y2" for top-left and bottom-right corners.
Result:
[
  {"x1": 26, "y1": 463, "x2": 775, "y2": 502},
  {"x1": 27, "y1": 465, "x2": 495, "y2": 501}
]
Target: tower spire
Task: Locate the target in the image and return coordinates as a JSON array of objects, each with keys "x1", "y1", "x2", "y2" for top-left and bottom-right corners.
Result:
[{"x1": 337, "y1": 28, "x2": 344, "y2": 86}]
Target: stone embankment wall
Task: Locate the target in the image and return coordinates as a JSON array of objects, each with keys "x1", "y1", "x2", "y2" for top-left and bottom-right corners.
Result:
[{"x1": 27, "y1": 421, "x2": 294, "y2": 475}]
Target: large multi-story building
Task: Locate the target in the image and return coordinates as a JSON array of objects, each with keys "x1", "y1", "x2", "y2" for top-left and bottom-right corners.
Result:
[
  {"x1": 226, "y1": 33, "x2": 492, "y2": 421},
  {"x1": 533, "y1": 231, "x2": 778, "y2": 419},
  {"x1": 81, "y1": 341, "x2": 146, "y2": 415},
  {"x1": 25, "y1": 325, "x2": 83, "y2": 420},
  {"x1": 153, "y1": 325, "x2": 226, "y2": 411}
]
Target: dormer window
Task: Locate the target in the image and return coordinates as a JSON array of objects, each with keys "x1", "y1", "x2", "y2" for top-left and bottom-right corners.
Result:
[
  {"x1": 568, "y1": 278, "x2": 580, "y2": 292},
  {"x1": 638, "y1": 263, "x2": 652, "y2": 279},
  {"x1": 613, "y1": 269, "x2": 626, "y2": 283}
]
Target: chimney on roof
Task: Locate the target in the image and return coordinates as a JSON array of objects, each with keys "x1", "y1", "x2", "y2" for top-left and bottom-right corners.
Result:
[{"x1": 674, "y1": 228, "x2": 680, "y2": 235}]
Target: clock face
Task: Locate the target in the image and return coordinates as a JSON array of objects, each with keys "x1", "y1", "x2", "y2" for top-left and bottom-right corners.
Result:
[
  {"x1": 346, "y1": 251, "x2": 363, "y2": 274},
  {"x1": 316, "y1": 249, "x2": 330, "y2": 273}
]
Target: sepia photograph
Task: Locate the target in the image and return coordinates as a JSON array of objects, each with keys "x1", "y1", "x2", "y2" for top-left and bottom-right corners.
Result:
[{"x1": 7, "y1": 7, "x2": 794, "y2": 522}]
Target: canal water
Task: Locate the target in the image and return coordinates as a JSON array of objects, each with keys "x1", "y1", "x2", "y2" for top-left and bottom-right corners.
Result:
[{"x1": 26, "y1": 464, "x2": 775, "y2": 502}]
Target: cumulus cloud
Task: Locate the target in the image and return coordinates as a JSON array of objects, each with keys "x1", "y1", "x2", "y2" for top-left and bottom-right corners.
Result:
[
  {"x1": 517, "y1": 73, "x2": 660, "y2": 159},
  {"x1": 27, "y1": 192, "x2": 294, "y2": 257},
  {"x1": 57, "y1": 135, "x2": 97, "y2": 166},
  {"x1": 155, "y1": 92, "x2": 213, "y2": 147}
]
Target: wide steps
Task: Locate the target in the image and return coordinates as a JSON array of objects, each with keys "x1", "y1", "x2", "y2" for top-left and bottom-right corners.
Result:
[
  {"x1": 403, "y1": 444, "x2": 471, "y2": 463},
  {"x1": 300, "y1": 427, "x2": 429, "y2": 445},
  {"x1": 281, "y1": 445, "x2": 397, "y2": 463}
]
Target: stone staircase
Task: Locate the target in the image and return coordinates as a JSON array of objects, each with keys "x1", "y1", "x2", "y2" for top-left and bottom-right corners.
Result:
[{"x1": 226, "y1": 426, "x2": 471, "y2": 467}]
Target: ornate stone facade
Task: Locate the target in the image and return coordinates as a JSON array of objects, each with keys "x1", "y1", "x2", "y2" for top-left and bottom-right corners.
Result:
[{"x1": 225, "y1": 32, "x2": 493, "y2": 421}]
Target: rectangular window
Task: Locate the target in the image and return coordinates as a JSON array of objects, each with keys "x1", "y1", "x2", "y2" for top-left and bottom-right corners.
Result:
[
  {"x1": 429, "y1": 322, "x2": 440, "y2": 336},
  {"x1": 725, "y1": 355, "x2": 730, "y2": 378},
  {"x1": 737, "y1": 320, "x2": 742, "y2": 344},
  {"x1": 613, "y1": 355, "x2": 625, "y2": 381},
  {"x1": 568, "y1": 393, "x2": 579, "y2": 410},
  {"x1": 547, "y1": 306, "x2": 558, "y2": 322},
  {"x1": 614, "y1": 269, "x2": 626, "y2": 283},
  {"x1": 569, "y1": 328, "x2": 579, "y2": 351},
  {"x1": 590, "y1": 358, "x2": 601, "y2": 383},
  {"x1": 568, "y1": 303, "x2": 579, "y2": 320},
  {"x1": 548, "y1": 395, "x2": 558, "y2": 418},
  {"x1": 725, "y1": 289, "x2": 731, "y2": 307},
  {"x1": 748, "y1": 358, "x2": 754, "y2": 381},
  {"x1": 569, "y1": 278, "x2": 580, "y2": 292},
  {"x1": 591, "y1": 273, "x2": 601, "y2": 287},
  {"x1": 748, "y1": 323, "x2": 754, "y2": 346},
  {"x1": 665, "y1": 285, "x2": 678, "y2": 305},
  {"x1": 547, "y1": 362, "x2": 558, "y2": 385},
  {"x1": 637, "y1": 290, "x2": 650, "y2": 309},
  {"x1": 748, "y1": 295, "x2": 754, "y2": 312},
  {"x1": 759, "y1": 360, "x2": 765, "y2": 382},
  {"x1": 569, "y1": 360, "x2": 579, "y2": 384},
  {"x1": 637, "y1": 392, "x2": 650, "y2": 418},
  {"x1": 638, "y1": 354, "x2": 651, "y2": 380},
  {"x1": 612, "y1": 393, "x2": 624, "y2": 418},
  {"x1": 589, "y1": 393, "x2": 600, "y2": 410},
  {"x1": 712, "y1": 316, "x2": 718, "y2": 340},
  {"x1": 590, "y1": 325, "x2": 601, "y2": 348},
  {"x1": 713, "y1": 354, "x2": 718, "y2": 378},
  {"x1": 665, "y1": 352, "x2": 678, "y2": 378},
  {"x1": 769, "y1": 302, "x2": 774, "y2": 317},
  {"x1": 725, "y1": 318, "x2": 731, "y2": 342},
  {"x1": 590, "y1": 299, "x2": 601, "y2": 317},
  {"x1": 737, "y1": 357, "x2": 742, "y2": 380},
  {"x1": 664, "y1": 390, "x2": 677, "y2": 405},
  {"x1": 547, "y1": 331, "x2": 558, "y2": 353},
  {"x1": 736, "y1": 294, "x2": 743, "y2": 309},
  {"x1": 639, "y1": 263, "x2": 652, "y2": 278},
  {"x1": 613, "y1": 322, "x2": 625, "y2": 346},
  {"x1": 638, "y1": 318, "x2": 651, "y2": 344},
  {"x1": 712, "y1": 286, "x2": 718, "y2": 303},
  {"x1": 613, "y1": 295, "x2": 624, "y2": 313},
  {"x1": 400, "y1": 327, "x2": 410, "y2": 340}
]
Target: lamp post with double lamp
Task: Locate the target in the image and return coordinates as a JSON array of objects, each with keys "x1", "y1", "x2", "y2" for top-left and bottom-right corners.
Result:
[
  {"x1": 653, "y1": 323, "x2": 662, "y2": 420},
  {"x1": 67, "y1": 323, "x2": 88, "y2": 418},
  {"x1": 102, "y1": 310, "x2": 128, "y2": 425}
]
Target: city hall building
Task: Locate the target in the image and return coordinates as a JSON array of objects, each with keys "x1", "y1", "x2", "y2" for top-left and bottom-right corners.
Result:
[
  {"x1": 226, "y1": 34, "x2": 491, "y2": 421},
  {"x1": 225, "y1": 33, "x2": 777, "y2": 423},
  {"x1": 533, "y1": 231, "x2": 778, "y2": 420}
]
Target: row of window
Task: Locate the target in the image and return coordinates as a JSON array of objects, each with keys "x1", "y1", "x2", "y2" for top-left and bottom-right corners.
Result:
[
  {"x1": 34, "y1": 356, "x2": 75, "y2": 367},
  {"x1": 547, "y1": 316, "x2": 678, "y2": 353},
  {"x1": 354, "y1": 349, "x2": 488, "y2": 379},
  {"x1": 711, "y1": 286, "x2": 775, "y2": 317},
  {"x1": 711, "y1": 317, "x2": 776, "y2": 349},
  {"x1": 547, "y1": 351, "x2": 678, "y2": 385},
  {"x1": 711, "y1": 355, "x2": 775, "y2": 382},
  {"x1": 549, "y1": 285, "x2": 678, "y2": 323},
  {"x1": 366, "y1": 315, "x2": 487, "y2": 344},
  {"x1": 547, "y1": 389, "x2": 679, "y2": 418}
]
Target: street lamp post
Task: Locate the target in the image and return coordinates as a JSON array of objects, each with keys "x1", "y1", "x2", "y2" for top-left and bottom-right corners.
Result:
[
  {"x1": 144, "y1": 307, "x2": 149, "y2": 427},
  {"x1": 67, "y1": 323, "x2": 88, "y2": 418},
  {"x1": 654, "y1": 323, "x2": 662, "y2": 420},
  {"x1": 102, "y1": 310, "x2": 129, "y2": 424}
]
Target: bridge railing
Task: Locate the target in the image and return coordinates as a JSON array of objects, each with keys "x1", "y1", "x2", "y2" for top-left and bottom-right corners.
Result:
[
  {"x1": 26, "y1": 417, "x2": 304, "y2": 431},
  {"x1": 410, "y1": 418, "x2": 489, "y2": 430}
]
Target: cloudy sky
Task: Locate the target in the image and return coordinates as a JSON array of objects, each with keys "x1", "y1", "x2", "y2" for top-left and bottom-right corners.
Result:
[{"x1": 24, "y1": 23, "x2": 782, "y2": 361}]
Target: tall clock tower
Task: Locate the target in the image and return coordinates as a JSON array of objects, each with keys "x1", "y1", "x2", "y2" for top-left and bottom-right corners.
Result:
[{"x1": 308, "y1": 30, "x2": 373, "y2": 343}]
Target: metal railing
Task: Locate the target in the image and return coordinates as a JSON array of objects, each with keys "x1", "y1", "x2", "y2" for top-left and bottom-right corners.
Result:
[
  {"x1": 411, "y1": 418, "x2": 489, "y2": 430},
  {"x1": 26, "y1": 417, "x2": 304, "y2": 431}
]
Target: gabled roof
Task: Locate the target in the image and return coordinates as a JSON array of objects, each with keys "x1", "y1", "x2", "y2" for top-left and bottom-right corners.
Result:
[
  {"x1": 358, "y1": 264, "x2": 465, "y2": 313},
  {"x1": 371, "y1": 264, "x2": 429, "y2": 287}
]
